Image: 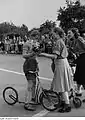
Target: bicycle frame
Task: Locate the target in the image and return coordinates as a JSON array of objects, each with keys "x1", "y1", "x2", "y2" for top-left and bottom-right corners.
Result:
[
  {"x1": 28, "y1": 71, "x2": 62, "y2": 107},
  {"x1": 35, "y1": 72, "x2": 55, "y2": 104},
  {"x1": 28, "y1": 71, "x2": 44, "y2": 104}
]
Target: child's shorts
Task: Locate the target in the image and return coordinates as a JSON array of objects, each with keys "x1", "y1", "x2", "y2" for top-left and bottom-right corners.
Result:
[{"x1": 25, "y1": 73, "x2": 36, "y2": 85}]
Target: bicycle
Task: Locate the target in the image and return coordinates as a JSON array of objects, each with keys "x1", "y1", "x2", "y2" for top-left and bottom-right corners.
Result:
[
  {"x1": 3, "y1": 71, "x2": 60, "y2": 111},
  {"x1": 3, "y1": 69, "x2": 82, "y2": 111}
]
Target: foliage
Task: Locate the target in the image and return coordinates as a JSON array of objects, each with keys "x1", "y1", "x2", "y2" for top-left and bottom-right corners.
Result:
[
  {"x1": 28, "y1": 28, "x2": 40, "y2": 37},
  {"x1": 57, "y1": 0, "x2": 85, "y2": 34},
  {"x1": 0, "y1": 22, "x2": 29, "y2": 40},
  {"x1": 39, "y1": 20, "x2": 56, "y2": 35},
  {"x1": 20, "y1": 24, "x2": 29, "y2": 38}
]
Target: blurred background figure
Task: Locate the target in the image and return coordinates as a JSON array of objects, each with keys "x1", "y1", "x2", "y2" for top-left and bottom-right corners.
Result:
[
  {"x1": 4, "y1": 37, "x2": 10, "y2": 54},
  {"x1": 67, "y1": 28, "x2": 85, "y2": 96}
]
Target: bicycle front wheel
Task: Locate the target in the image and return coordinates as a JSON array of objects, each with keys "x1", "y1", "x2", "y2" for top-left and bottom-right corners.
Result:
[
  {"x1": 73, "y1": 97, "x2": 82, "y2": 108},
  {"x1": 3, "y1": 87, "x2": 18, "y2": 105},
  {"x1": 40, "y1": 90, "x2": 60, "y2": 111}
]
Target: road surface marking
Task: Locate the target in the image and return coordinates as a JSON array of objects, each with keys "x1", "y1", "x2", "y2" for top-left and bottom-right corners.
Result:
[
  {"x1": 32, "y1": 109, "x2": 49, "y2": 117},
  {"x1": 23, "y1": 109, "x2": 49, "y2": 117},
  {"x1": 0, "y1": 68, "x2": 52, "y2": 81},
  {"x1": 0, "y1": 67, "x2": 52, "y2": 117}
]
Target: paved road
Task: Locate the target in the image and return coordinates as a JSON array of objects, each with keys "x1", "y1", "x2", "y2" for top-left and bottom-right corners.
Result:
[{"x1": 0, "y1": 54, "x2": 85, "y2": 117}]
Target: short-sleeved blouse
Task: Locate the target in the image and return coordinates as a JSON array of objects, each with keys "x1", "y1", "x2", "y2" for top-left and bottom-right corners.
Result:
[
  {"x1": 73, "y1": 36, "x2": 85, "y2": 55},
  {"x1": 53, "y1": 38, "x2": 68, "y2": 58}
]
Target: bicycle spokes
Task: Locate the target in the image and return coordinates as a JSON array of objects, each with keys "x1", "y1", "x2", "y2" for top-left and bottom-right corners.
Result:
[
  {"x1": 43, "y1": 92, "x2": 59, "y2": 104},
  {"x1": 9, "y1": 95, "x2": 17, "y2": 101},
  {"x1": 3, "y1": 87, "x2": 18, "y2": 105}
]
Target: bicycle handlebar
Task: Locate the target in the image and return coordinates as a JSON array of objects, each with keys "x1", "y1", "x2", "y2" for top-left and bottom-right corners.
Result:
[{"x1": 28, "y1": 71, "x2": 39, "y2": 75}]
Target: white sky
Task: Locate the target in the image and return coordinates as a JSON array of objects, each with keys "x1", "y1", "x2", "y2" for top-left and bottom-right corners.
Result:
[{"x1": 0, "y1": 0, "x2": 85, "y2": 30}]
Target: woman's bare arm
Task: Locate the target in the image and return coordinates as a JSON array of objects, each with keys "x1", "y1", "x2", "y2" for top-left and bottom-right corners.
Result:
[{"x1": 39, "y1": 53, "x2": 57, "y2": 59}]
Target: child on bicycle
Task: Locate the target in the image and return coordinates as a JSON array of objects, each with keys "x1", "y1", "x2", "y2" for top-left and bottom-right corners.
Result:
[{"x1": 23, "y1": 38, "x2": 39, "y2": 111}]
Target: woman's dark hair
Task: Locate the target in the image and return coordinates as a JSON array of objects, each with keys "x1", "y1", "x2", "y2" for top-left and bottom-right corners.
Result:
[
  {"x1": 69, "y1": 28, "x2": 80, "y2": 39},
  {"x1": 53, "y1": 27, "x2": 65, "y2": 38}
]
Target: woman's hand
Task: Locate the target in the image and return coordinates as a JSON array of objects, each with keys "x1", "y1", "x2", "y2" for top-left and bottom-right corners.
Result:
[{"x1": 54, "y1": 55, "x2": 57, "y2": 59}]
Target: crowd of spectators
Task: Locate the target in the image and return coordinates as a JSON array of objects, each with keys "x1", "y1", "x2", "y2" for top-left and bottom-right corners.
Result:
[
  {"x1": 0, "y1": 34, "x2": 53, "y2": 54},
  {"x1": 0, "y1": 36, "x2": 24, "y2": 54},
  {"x1": 0, "y1": 30, "x2": 85, "y2": 55}
]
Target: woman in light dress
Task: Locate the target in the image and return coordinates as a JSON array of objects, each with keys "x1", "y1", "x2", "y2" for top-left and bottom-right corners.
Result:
[{"x1": 40, "y1": 27, "x2": 73, "y2": 113}]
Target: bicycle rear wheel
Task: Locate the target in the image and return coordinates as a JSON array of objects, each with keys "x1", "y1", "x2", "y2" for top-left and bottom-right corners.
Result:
[
  {"x1": 3, "y1": 87, "x2": 18, "y2": 105},
  {"x1": 40, "y1": 90, "x2": 60, "y2": 111}
]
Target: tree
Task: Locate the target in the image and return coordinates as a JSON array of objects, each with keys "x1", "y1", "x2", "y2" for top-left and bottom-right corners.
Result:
[
  {"x1": 0, "y1": 22, "x2": 29, "y2": 40},
  {"x1": 20, "y1": 24, "x2": 29, "y2": 37},
  {"x1": 57, "y1": 0, "x2": 85, "y2": 34},
  {"x1": 39, "y1": 20, "x2": 56, "y2": 35}
]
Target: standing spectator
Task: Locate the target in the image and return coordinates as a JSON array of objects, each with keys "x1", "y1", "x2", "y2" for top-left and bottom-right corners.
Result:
[
  {"x1": 10, "y1": 38, "x2": 15, "y2": 53},
  {"x1": 20, "y1": 38, "x2": 24, "y2": 54},
  {"x1": 39, "y1": 35, "x2": 45, "y2": 52},
  {"x1": 0, "y1": 40, "x2": 5, "y2": 53},
  {"x1": 15, "y1": 38, "x2": 19, "y2": 54},
  {"x1": 46, "y1": 41, "x2": 52, "y2": 54},
  {"x1": 5, "y1": 37, "x2": 10, "y2": 54},
  {"x1": 40, "y1": 27, "x2": 73, "y2": 113},
  {"x1": 18, "y1": 36, "x2": 24, "y2": 54},
  {"x1": 18, "y1": 39, "x2": 22, "y2": 54},
  {"x1": 44, "y1": 34, "x2": 49, "y2": 53},
  {"x1": 67, "y1": 28, "x2": 85, "y2": 95}
]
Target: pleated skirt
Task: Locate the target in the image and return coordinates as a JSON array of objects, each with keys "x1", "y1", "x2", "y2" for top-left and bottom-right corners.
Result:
[{"x1": 51, "y1": 58, "x2": 74, "y2": 93}]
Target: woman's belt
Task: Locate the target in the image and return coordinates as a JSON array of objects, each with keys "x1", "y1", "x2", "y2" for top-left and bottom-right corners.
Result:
[{"x1": 57, "y1": 56, "x2": 65, "y2": 59}]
